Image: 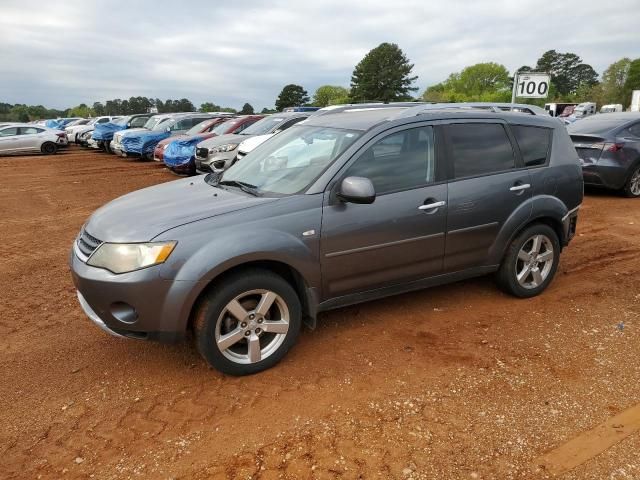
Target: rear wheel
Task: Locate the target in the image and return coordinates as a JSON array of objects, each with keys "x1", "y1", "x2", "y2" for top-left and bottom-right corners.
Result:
[
  {"x1": 194, "y1": 269, "x2": 302, "y2": 375},
  {"x1": 41, "y1": 142, "x2": 57, "y2": 155},
  {"x1": 496, "y1": 223, "x2": 560, "y2": 298},
  {"x1": 104, "y1": 141, "x2": 112, "y2": 154},
  {"x1": 622, "y1": 164, "x2": 640, "y2": 198}
]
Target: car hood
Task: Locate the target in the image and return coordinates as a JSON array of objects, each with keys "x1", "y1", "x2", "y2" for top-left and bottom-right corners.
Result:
[
  {"x1": 84, "y1": 176, "x2": 278, "y2": 242},
  {"x1": 196, "y1": 133, "x2": 251, "y2": 149},
  {"x1": 238, "y1": 133, "x2": 274, "y2": 153},
  {"x1": 119, "y1": 127, "x2": 149, "y2": 137}
]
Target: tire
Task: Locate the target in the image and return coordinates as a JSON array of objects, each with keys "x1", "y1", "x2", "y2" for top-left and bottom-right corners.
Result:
[
  {"x1": 104, "y1": 141, "x2": 112, "y2": 154},
  {"x1": 622, "y1": 164, "x2": 640, "y2": 198},
  {"x1": 194, "y1": 269, "x2": 302, "y2": 375},
  {"x1": 496, "y1": 223, "x2": 560, "y2": 298},
  {"x1": 41, "y1": 142, "x2": 57, "y2": 155}
]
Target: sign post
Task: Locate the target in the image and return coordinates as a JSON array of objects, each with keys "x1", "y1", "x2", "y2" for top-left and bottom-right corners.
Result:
[{"x1": 511, "y1": 72, "x2": 551, "y2": 108}]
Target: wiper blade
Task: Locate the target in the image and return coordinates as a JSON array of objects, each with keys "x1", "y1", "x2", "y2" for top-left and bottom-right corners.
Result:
[{"x1": 218, "y1": 179, "x2": 261, "y2": 196}]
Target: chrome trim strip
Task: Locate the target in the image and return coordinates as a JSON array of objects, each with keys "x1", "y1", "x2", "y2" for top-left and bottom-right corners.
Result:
[
  {"x1": 562, "y1": 204, "x2": 581, "y2": 222},
  {"x1": 325, "y1": 232, "x2": 445, "y2": 258},
  {"x1": 76, "y1": 291, "x2": 125, "y2": 338},
  {"x1": 73, "y1": 239, "x2": 89, "y2": 262},
  {"x1": 448, "y1": 221, "x2": 499, "y2": 235}
]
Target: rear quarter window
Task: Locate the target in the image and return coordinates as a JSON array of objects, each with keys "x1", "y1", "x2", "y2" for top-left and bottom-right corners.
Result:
[
  {"x1": 445, "y1": 123, "x2": 515, "y2": 179},
  {"x1": 511, "y1": 125, "x2": 552, "y2": 167}
]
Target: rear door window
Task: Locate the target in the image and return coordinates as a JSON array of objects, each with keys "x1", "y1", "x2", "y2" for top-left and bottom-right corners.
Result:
[
  {"x1": 444, "y1": 123, "x2": 515, "y2": 179},
  {"x1": 19, "y1": 127, "x2": 42, "y2": 135},
  {"x1": 511, "y1": 125, "x2": 552, "y2": 167}
]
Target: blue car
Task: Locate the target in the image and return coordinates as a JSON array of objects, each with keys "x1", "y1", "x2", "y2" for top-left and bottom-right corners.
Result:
[
  {"x1": 92, "y1": 114, "x2": 152, "y2": 153},
  {"x1": 118, "y1": 113, "x2": 214, "y2": 159}
]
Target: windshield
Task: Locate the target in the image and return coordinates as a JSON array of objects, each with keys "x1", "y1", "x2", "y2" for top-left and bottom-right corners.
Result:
[
  {"x1": 567, "y1": 117, "x2": 628, "y2": 135},
  {"x1": 152, "y1": 118, "x2": 172, "y2": 131},
  {"x1": 212, "y1": 119, "x2": 238, "y2": 135},
  {"x1": 144, "y1": 116, "x2": 165, "y2": 129},
  {"x1": 241, "y1": 116, "x2": 288, "y2": 136},
  {"x1": 187, "y1": 119, "x2": 212, "y2": 135},
  {"x1": 212, "y1": 126, "x2": 361, "y2": 195}
]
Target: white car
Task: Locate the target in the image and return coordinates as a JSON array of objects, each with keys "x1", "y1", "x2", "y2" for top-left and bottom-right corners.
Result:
[
  {"x1": 66, "y1": 116, "x2": 120, "y2": 143},
  {"x1": 0, "y1": 124, "x2": 68, "y2": 155},
  {"x1": 235, "y1": 133, "x2": 275, "y2": 163}
]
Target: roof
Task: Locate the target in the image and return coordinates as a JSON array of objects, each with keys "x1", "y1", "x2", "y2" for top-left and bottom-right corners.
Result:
[
  {"x1": 567, "y1": 112, "x2": 640, "y2": 134},
  {"x1": 303, "y1": 104, "x2": 560, "y2": 131}
]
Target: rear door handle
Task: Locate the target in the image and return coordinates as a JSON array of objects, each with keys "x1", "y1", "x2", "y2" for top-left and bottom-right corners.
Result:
[
  {"x1": 510, "y1": 183, "x2": 531, "y2": 192},
  {"x1": 419, "y1": 200, "x2": 446, "y2": 210}
]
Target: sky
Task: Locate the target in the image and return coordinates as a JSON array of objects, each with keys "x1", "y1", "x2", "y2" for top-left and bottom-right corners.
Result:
[{"x1": 1, "y1": 0, "x2": 639, "y2": 111}]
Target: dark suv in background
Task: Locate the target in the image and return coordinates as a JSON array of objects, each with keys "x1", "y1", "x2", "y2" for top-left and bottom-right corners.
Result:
[{"x1": 71, "y1": 103, "x2": 582, "y2": 375}]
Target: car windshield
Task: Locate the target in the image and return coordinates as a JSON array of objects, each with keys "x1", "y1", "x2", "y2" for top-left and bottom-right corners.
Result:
[
  {"x1": 210, "y1": 126, "x2": 361, "y2": 195},
  {"x1": 212, "y1": 119, "x2": 238, "y2": 135},
  {"x1": 567, "y1": 117, "x2": 630, "y2": 135},
  {"x1": 187, "y1": 120, "x2": 212, "y2": 135},
  {"x1": 144, "y1": 116, "x2": 164, "y2": 129},
  {"x1": 241, "y1": 116, "x2": 289, "y2": 136},
  {"x1": 152, "y1": 118, "x2": 172, "y2": 131}
]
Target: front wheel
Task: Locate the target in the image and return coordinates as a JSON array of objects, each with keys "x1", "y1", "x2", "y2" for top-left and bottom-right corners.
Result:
[
  {"x1": 41, "y1": 142, "x2": 57, "y2": 155},
  {"x1": 194, "y1": 269, "x2": 302, "y2": 375},
  {"x1": 496, "y1": 224, "x2": 560, "y2": 298},
  {"x1": 622, "y1": 164, "x2": 640, "y2": 198}
]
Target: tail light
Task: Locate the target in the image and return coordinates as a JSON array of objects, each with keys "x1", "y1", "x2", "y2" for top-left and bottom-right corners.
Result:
[{"x1": 592, "y1": 142, "x2": 624, "y2": 152}]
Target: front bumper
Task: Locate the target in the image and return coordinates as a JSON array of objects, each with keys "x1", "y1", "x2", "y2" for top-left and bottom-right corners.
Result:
[
  {"x1": 70, "y1": 247, "x2": 197, "y2": 343},
  {"x1": 194, "y1": 151, "x2": 235, "y2": 174}
]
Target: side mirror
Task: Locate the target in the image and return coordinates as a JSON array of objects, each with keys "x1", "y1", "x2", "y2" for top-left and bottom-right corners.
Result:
[
  {"x1": 127, "y1": 122, "x2": 131, "y2": 127},
  {"x1": 337, "y1": 177, "x2": 375, "y2": 204},
  {"x1": 166, "y1": 126, "x2": 171, "y2": 132}
]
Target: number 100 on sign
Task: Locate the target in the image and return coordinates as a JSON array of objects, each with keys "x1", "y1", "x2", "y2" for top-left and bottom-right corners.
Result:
[{"x1": 516, "y1": 74, "x2": 550, "y2": 98}]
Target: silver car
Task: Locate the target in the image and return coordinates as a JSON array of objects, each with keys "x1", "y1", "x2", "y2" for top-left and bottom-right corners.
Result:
[{"x1": 0, "y1": 124, "x2": 68, "y2": 155}]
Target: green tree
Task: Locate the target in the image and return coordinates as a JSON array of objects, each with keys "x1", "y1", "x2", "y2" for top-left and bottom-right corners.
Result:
[
  {"x1": 534, "y1": 50, "x2": 598, "y2": 97},
  {"x1": 275, "y1": 84, "x2": 309, "y2": 111},
  {"x1": 68, "y1": 103, "x2": 93, "y2": 117},
  {"x1": 312, "y1": 85, "x2": 350, "y2": 107},
  {"x1": 600, "y1": 58, "x2": 631, "y2": 105},
  {"x1": 622, "y1": 59, "x2": 640, "y2": 109},
  {"x1": 240, "y1": 103, "x2": 254, "y2": 114},
  {"x1": 261, "y1": 107, "x2": 276, "y2": 114},
  {"x1": 422, "y1": 62, "x2": 511, "y2": 102},
  {"x1": 93, "y1": 102, "x2": 105, "y2": 116},
  {"x1": 350, "y1": 43, "x2": 417, "y2": 102}
]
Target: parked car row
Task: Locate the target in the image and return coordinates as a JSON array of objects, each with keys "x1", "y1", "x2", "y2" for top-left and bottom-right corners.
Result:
[{"x1": 71, "y1": 101, "x2": 595, "y2": 375}]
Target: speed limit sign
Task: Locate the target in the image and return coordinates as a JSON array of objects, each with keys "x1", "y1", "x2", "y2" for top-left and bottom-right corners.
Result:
[{"x1": 514, "y1": 73, "x2": 550, "y2": 98}]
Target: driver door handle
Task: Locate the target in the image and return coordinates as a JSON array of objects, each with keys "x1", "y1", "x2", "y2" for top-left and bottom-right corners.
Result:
[
  {"x1": 510, "y1": 183, "x2": 531, "y2": 192},
  {"x1": 419, "y1": 200, "x2": 446, "y2": 210}
]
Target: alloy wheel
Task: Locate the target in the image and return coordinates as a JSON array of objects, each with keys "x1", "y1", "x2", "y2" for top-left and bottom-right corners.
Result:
[
  {"x1": 515, "y1": 234, "x2": 554, "y2": 289},
  {"x1": 215, "y1": 289, "x2": 290, "y2": 364}
]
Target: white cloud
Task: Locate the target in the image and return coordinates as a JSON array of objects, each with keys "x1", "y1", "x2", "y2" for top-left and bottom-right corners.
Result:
[{"x1": 0, "y1": 0, "x2": 638, "y2": 110}]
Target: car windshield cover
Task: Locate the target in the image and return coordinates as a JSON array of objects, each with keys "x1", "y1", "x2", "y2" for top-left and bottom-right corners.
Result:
[
  {"x1": 241, "y1": 116, "x2": 289, "y2": 136},
  {"x1": 211, "y1": 126, "x2": 361, "y2": 195},
  {"x1": 187, "y1": 120, "x2": 212, "y2": 135}
]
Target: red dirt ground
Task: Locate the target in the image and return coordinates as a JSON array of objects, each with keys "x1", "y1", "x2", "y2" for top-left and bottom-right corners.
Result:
[{"x1": 1, "y1": 147, "x2": 639, "y2": 479}]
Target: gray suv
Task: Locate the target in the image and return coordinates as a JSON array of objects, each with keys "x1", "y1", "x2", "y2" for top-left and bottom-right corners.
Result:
[{"x1": 70, "y1": 103, "x2": 583, "y2": 375}]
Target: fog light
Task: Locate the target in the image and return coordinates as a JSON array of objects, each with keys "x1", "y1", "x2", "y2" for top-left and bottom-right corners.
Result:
[{"x1": 110, "y1": 302, "x2": 138, "y2": 324}]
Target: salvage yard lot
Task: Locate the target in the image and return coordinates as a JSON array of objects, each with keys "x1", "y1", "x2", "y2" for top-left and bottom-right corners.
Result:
[{"x1": 1, "y1": 147, "x2": 639, "y2": 479}]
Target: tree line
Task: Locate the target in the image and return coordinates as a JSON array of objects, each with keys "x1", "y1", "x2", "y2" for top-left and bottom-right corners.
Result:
[{"x1": 3, "y1": 43, "x2": 640, "y2": 122}]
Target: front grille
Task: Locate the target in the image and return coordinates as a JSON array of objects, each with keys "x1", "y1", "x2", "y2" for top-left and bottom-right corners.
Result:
[
  {"x1": 196, "y1": 147, "x2": 209, "y2": 159},
  {"x1": 77, "y1": 229, "x2": 102, "y2": 258}
]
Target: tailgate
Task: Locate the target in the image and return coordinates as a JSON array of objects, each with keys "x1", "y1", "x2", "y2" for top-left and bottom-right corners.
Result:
[{"x1": 570, "y1": 135, "x2": 605, "y2": 166}]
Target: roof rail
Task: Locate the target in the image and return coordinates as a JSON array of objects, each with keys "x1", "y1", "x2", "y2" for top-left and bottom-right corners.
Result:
[
  {"x1": 394, "y1": 102, "x2": 550, "y2": 119},
  {"x1": 315, "y1": 102, "x2": 426, "y2": 116}
]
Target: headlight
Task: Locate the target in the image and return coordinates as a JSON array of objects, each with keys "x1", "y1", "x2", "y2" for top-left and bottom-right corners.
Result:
[
  {"x1": 212, "y1": 143, "x2": 238, "y2": 153},
  {"x1": 87, "y1": 241, "x2": 177, "y2": 274}
]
